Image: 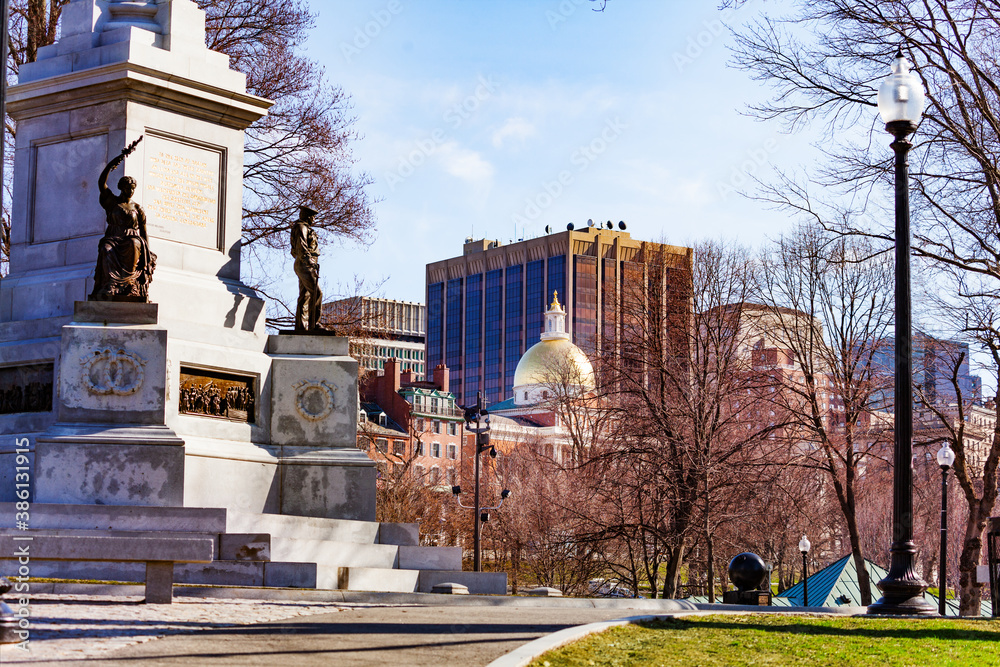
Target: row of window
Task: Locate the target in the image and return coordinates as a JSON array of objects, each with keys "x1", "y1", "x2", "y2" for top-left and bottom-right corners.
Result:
[
  {"x1": 371, "y1": 359, "x2": 424, "y2": 373},
  {"x1": 373, "y1": 438, "x2": 458, "y2": 460},
  {"x1": 375, "y1": 461, "x2": 457, "y2": 486},
  {"x1": 415, "y1": 464, "x2": 456, "y2": 486},
  {"x1": 375, "y1": 346, "x2": 424, "y2": 360},
  {"x1": 412, "y1": 395, "x2": 456, "y2": 412},
  {"x1": 413, "y1": 418, "x2": 459, "y2": 435}
]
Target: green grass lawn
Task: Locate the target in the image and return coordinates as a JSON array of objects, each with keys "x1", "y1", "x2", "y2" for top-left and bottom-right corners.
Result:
[{"x1": 529, "y1": 614, "x2": 1000, "y2": 667}]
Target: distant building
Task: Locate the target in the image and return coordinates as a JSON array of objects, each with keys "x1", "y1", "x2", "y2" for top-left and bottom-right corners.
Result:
[
  {"x1": 324, "y1": 297, "x2": 427, "y2": 379},
  {"x1": 914, "y1": 402, "x2": 996, "y2": 479},
  {"x1": 486, "y1": 294, "x2": 600, "y2": 466},
  {"x1": 871, "y1": 334, "x2": 983, "y2": 410},
  {"x1": 359, "y1": 359, "x2": 464, "y2": 488},
  {"x1": 425, "y1": 225, "x2": 692, "y2": 406}
]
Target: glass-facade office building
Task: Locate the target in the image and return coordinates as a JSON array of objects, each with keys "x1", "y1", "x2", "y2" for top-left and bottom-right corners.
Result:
[{"x1": 426, "y1": 227, "x2": 692, "y2": 407}]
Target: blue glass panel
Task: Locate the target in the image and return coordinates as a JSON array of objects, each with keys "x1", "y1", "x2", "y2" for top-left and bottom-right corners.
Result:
[{"x1": 504, "y1": 265, "x2": 523, "y2": 400}]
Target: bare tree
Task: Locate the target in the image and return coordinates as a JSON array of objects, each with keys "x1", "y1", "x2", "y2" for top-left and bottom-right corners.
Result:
[
  {"x1": 730, "y1": 0, "x2": 1000, "y2": 615},
  {"x1": 594, "y1": 239, "x2": 776, "y2": 599},
  {"x1": 755, "y1": 225, "x2": 895, "y2": 606}
]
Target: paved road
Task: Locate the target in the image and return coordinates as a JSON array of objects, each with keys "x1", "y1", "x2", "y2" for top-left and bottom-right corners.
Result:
[{"x1": 58, "y1": 605, "x2": 633, "y2": 666}]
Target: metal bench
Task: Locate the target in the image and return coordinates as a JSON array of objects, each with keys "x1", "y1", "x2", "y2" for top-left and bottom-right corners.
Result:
[{"x1": 0, "y1": 532, "x2": 215, "y2": 603}]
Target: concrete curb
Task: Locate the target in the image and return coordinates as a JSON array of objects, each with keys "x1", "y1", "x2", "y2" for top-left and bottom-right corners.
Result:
[{"x1": 486, "y1": 606, "x2": 867, "y2": 667}]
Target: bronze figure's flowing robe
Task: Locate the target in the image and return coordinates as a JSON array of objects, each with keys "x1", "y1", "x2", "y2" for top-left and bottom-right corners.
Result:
[{"x1": 89, "y1": 140, "x2": 156, "y2": 301}]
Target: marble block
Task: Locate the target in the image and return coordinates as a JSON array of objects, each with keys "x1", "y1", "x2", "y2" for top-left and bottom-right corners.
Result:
[
  {"x1": 268, "y1": 335, "x2": 358, "y2": 448},
  {"x1": 35, "y1": 424, "x2": 185, "y2": 506},
  {"x1": 279, "y1": 449, "x2": 376, "y2": 522},
  {"x1": 57, "y1": 320, "x2": 168, "y2": 424}
]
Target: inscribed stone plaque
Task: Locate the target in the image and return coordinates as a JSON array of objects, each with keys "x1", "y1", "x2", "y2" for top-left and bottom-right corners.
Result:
[
  {"x1": 143, "y1": 135, "x2": 223, "y2": 249},
  {"x1": 32, "y1": 135, "x2": 108, "y2": 243}
]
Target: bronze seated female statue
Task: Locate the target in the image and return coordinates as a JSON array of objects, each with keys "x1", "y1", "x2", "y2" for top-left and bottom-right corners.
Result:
[{"x1": 89, "y1": 137, "x2": 156, "y2": 302}]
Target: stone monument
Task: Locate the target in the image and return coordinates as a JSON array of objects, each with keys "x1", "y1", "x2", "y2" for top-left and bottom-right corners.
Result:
[{"x1": 0, "y1": 0, "x2": 376, "y2": 521}]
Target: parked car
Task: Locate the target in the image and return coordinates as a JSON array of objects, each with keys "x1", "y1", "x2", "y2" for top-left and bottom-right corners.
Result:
[{"x1": 587, "y1": 578, "x2": 637, "y2": 598}]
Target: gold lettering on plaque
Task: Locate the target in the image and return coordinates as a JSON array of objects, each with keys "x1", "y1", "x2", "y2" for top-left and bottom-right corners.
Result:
[{"x1": 146, "y1": 151, "x2": 218, "y2": 231}]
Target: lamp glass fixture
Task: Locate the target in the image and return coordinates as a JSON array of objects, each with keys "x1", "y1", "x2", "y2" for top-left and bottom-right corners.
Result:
[
  {"x1": 877, "y1": 51, "x2": 925, "y2": 125},
  {"x1": 937, "y1": 443, "x2": 956, "y2": 468},
  {"x1": 798, "y1": 535, "x2": 811, "y2": 553}
]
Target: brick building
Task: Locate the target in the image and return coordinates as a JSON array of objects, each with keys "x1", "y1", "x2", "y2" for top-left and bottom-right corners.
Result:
[{"x1": 359, "y1": 359, "x2": 465, "y2": 488}]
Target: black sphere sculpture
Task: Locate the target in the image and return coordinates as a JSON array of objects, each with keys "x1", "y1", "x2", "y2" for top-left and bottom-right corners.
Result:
[{"x1": 728, "y1": 552, "x2": 768, "y2": 592}]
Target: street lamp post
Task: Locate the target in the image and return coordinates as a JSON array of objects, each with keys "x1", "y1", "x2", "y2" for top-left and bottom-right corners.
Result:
[
  {"x1": 868, "y1": 48, "x2": 936, "y2": 616},
  {"x1": 937, "y1": 443, "x2": 955, "y2": 616},
  {"x1": 799, "y1": 535, "x2": 811, "y2": 607},
  {"x1": 453, "y1": 391, "x2": 511, "y2": 572}
]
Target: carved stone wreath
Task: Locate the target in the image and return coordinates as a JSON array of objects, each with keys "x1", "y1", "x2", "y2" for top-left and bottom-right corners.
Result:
[
  {"x1": 80, "y1": 348, "x2": 146, "y2": 396},
  {"x1": 293, "y1": 380, "x2": 336, "y2": 422}
]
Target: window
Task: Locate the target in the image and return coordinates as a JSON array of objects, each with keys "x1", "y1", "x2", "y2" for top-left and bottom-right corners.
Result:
[
  {"x1": 433, "y1": 420, "x2": 441, "y2": 434},
  {"x1": 447, "y1": 444, "x2": 457, "y2": 460},
  {"x1": 432, "y1": 442, "x2": 442, "y2": 458},
  {"x1": 375, "y1": 438, "x2": 387, "y2": 453},
  {"x1": 447, "y1": 467, "x2": 457, "y2": 485},
  {"x1": 393, "y1": 440, "x2": 406, "y2": 456},
  {"x1": 431, "y1": 397, "x2": 439, "y2": 411},
  {"x1": 414, "y1": 464, "x2": 425, "y2": 480},
  {"x1": 430, "y1": 466, "x2": 441, "y2": 485},
  {"x1": 416, "y1": 441, "x2": 425, "y2": 456},
  {"x1": 448, "y1": 422, "x2": 457, "y2": 436}
]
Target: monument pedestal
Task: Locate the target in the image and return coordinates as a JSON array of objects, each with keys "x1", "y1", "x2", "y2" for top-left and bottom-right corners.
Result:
[
  {"x1": 35, "y1": 302, "x2": 186, "y2": 507},
  {"x1": 268, "y1": 335, "x2": 375, "y2": 521}
]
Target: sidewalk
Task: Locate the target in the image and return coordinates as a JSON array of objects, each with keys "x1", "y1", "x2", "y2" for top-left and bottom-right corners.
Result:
[
  {"x1": 0, "y1": 588, "x2": 693, "y2": 666},
  {"x1": 0, "y1": 594, "x2": 347, "y2": 664},
  {"x1": 0, "y1": 588, "x2": 846, "y2": 666}
]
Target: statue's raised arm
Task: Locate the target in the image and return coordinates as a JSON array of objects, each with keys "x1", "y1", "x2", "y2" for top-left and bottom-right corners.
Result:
[{"x1": 99, "y1": 137, "x2": 143, "y2": 204}]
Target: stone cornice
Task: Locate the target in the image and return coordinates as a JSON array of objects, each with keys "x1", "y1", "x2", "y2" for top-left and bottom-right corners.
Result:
[{"x1": 9, "y1": 61, "x2": 272, "y2": 130}]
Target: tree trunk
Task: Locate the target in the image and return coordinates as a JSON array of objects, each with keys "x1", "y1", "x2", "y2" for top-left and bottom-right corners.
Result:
[
  {"x1": 661, "y1": 542, "x2": 686, "y2": 599},
  {"x1": 844, "y1": 498, "x2": 872, "y2": 605},
  {"x1": 957, "y1": 509, "x2": 989, "y2": 616},
  {"x1": 705, "y1": 509, "x2": 715, "y2": 603}
]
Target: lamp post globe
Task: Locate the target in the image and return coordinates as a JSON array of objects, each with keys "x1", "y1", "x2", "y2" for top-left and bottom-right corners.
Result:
[
  {"x1": 937, "y1": 444, "x2": 955, "y2": 616},
  {"x1": 799, "y1": 535, "x2": 811, "y2": 607},
  {"x1": 877, "y1": 50, "x2": 926, "y2": 130},
  {"x1": 868, "y1": 47, "x2": 936, "y2": 616},
  {"x1": 937, "y1": 443, "x2": 956, "y2": 468}
]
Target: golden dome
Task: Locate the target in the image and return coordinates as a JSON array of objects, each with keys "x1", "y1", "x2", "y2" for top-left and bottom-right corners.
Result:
[{"x1": 512, "y1": 337, "x2": 596, "y2": 391}]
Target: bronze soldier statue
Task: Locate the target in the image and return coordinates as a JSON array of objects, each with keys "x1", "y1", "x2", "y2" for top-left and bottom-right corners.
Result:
[
  {"x1": 89, "y1": 137, "x2": 156, "y2": 301},
  {"x1": 291, "y1": 205, "x2": 323, "y2": 332}
]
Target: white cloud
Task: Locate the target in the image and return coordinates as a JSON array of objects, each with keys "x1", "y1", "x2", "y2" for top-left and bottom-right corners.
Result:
[
  {"x1": 435, "y1": 141, "x2": 494, "y2": 195},
  {"x1": 491, "y1": 116, "x2": 536, "y2": 149}
]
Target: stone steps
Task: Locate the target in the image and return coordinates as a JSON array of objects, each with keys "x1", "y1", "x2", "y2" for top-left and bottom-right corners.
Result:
[
  {"x1": 332, "y1": 567, "x2": 508, "y2": 595},
  {"x1": 224, "y1": 509, "x2": 418, "y2": 546},
  {"x1": 0, "y1": 503, "x2": 506, "y2": 595},
  {"x1": 268, "y1": 536, "x2": 399, "y2": 568},
  {"x1": 0, "y1": 503, "x2": 227, "y2": 533},
  {"x1": 21, "y1": 559, "x2": 318, "y2": 588}
]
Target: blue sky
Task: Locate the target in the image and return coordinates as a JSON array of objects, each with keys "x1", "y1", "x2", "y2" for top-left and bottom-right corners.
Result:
[{"x1": 297, "y1": 0, "x2": 821, "y2": 305}]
